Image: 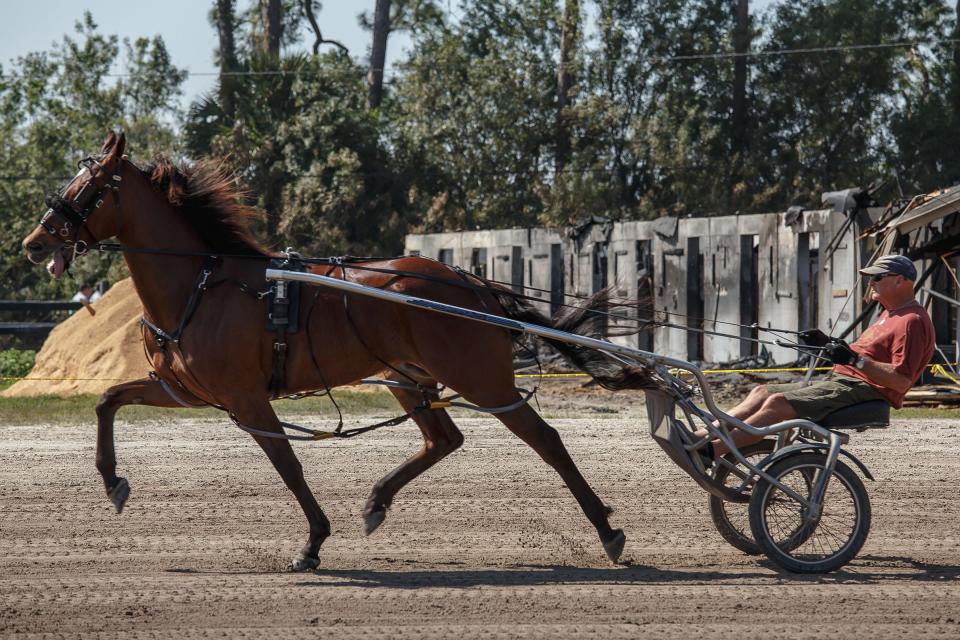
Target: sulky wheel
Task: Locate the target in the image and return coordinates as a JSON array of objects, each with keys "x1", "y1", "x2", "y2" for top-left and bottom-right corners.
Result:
[
  {"x1": 748, "y1": 452, "x2": 871, "y2": 573},
  {"x1": 709, "y1": 440, "x2": 776, "y2": 555}
]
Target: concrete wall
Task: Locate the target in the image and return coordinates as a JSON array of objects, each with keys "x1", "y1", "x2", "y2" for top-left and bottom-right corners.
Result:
[{"x1": 405, "y1": 208, "x2": 863, "y2": 364}]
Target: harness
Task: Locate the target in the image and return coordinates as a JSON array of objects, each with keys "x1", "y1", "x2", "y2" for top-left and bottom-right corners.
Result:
[
  {"x1": 265, "y1": 252, "x2": 305, "y2": 396},
  {"x1": 40, "y1": 155, "x2": 122, "y2": 259},
  {"x1": 127, "y1": 246, "x2": 537, "y2": 442},
  {"x1": 141, "y1": 255, "x2": 222, "y2": 349}
]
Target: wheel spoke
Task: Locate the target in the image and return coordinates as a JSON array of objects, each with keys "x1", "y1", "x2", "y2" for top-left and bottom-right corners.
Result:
[{"x1": 754, "y1": 455, "x2": 868, "y2": 571}]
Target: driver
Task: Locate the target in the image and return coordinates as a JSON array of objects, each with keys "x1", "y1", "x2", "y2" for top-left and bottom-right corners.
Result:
[{"x1": 712, "y1": 254, "x2": 935, "y2": 453}]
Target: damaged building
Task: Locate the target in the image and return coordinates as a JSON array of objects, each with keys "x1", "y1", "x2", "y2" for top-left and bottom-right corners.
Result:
[{"x1": 404, "y1": 185, "x2": 960, "y2": 367}]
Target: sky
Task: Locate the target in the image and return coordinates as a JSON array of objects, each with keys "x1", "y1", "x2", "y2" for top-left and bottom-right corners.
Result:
[{"x1": 0, "y1": 1, "x2": 412, "y2": 110}]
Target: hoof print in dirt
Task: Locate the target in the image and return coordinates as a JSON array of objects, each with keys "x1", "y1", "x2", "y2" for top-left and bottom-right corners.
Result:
[
  {"x1": 108, "y1": 477, "x2": 130, "y2": 514},
  {"x1": 603, "y1": 529, "x2": 626, "y2": 563},
  {"x1": 288, "y1": 555, "x2": 320, "y2": 572}
]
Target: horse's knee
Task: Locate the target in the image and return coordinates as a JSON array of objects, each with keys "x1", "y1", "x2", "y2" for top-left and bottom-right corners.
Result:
[
  {"x1": 96, "y1": 385, "x2": 144, "y2": 419},
  {"x1": 95, "y1": 389, "x2": 119, "y2": 419}
]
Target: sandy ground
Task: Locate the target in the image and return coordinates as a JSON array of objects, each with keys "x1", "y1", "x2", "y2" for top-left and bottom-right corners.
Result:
[{"x1": 1, "y1": 404, "x2": 959, "y2": 639}]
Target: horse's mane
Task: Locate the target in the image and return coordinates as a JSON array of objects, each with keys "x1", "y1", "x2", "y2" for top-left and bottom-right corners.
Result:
[{"x1": 141, "y1": 157, "x2": 274, "y2": 257}]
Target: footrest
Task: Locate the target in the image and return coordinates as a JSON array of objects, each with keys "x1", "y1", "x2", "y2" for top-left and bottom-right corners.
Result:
[{"x1": 651, "y1": 417, "x2": 748, "y2": 503}]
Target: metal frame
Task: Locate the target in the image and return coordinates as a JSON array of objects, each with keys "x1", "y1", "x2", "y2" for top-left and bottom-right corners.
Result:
[{"x1": 265, "y1": 268, "x2": 853, "y2": 519}]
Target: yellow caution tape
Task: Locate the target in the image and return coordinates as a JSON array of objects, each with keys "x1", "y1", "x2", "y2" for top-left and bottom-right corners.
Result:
[
  {"x1": 1, "y1": 363, "x2": 957, "y2": 383},
  {"x1": 516, "y1": 362, "x2": 958, "y2": 379},
  {"x1": 930, "y1": 364, "x2": 960, "y2": 387},
  {"x1": 516, "y1": 366, "x2": 830, "y2": 378},
  {"x1": 0, "y1": 376, "x2": 130, "y2": 382}
]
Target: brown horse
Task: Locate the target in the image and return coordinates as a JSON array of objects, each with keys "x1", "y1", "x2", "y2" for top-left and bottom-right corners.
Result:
[{"x1": 21, "y1": 132, "x2": 654, "y2": 570}]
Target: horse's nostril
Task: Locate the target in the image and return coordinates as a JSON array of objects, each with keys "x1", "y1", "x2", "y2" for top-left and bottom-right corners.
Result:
[{"x1": 26, "y1": 241, "x2": 44, "y2": 254}]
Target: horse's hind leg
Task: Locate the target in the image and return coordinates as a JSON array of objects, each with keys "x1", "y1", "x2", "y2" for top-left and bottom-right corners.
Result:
[
  {"x1": 95, "y1": 376, "x2": 197, "y2": 514},
  {"x1": 363, "y1": 380, "x2": 464, "y2": 535},
  {"x1": 492, "y1": 401, "x2": 625, "y2": 562},
  {"x1": 230, "y1": 399, "x2": 331, "y2": 571}
]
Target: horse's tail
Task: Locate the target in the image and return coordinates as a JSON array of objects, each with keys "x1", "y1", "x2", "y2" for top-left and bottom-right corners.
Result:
[{"x1": 490, "y1": 286, "x2": 658, "y2": 391}]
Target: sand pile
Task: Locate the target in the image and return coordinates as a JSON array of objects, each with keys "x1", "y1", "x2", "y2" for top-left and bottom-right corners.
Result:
[{"x1": 3, "y1": 278, "x2": 150, "y2": 397}]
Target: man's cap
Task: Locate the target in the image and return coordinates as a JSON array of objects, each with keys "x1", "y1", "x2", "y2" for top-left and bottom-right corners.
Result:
[{"x1": 859, "y1": 254, "x2": 917, "y2": 280}]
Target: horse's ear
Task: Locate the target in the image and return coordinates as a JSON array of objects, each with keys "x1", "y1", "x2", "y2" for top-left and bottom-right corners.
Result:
[
  {"x1": 113, "y1": 132, "x2": 126, "y2": 158},
  {"x1": 100, "y1": 131, "x2": 117, "y2": 154},
  {"x1": 104, "y1": 131, "x2": 126, "y2": 163}
]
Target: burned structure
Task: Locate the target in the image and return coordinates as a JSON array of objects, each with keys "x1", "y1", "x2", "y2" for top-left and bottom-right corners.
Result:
[{"x1": 405, "y1": 187, "x2": 960, "y2": 366}]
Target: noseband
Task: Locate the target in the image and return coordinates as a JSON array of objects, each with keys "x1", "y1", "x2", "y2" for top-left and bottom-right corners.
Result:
[{"x1": 40, "y1": 155, "x2": 123, "y2": 256}]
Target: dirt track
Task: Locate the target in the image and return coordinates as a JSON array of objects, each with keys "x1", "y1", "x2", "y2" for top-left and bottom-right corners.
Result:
[{"x1": 2, "y1": 407, "x2": 959, "y2": 639}]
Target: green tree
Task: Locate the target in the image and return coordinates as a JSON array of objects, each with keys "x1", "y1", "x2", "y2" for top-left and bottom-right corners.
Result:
[
  {"x1": 0, "y1": 12, "x2": 185, "y2": 307},
  {"x1": 887, "y1": 1, "x2": 960, "y2": 191},
  {"x1": 389, "y1": 0, "x2": 560, "y2": 230},
  {"x1": 745, "y1": 0, "x2": 946, "y2": 210},
  {"x1": 275, "y1": 53, "x2": 407, "y2": 255}
]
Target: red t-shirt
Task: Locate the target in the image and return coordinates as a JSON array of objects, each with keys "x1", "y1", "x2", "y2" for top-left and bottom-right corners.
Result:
[{"x1": 833, "y1": 301, "x2": 935, "y2": 408}]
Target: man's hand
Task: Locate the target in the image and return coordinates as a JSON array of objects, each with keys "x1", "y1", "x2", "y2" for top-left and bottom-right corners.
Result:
[
  {"x1": 798, "y1": 329, "x2": 829, "y2": 347},
  {"x1": 823, "y1": 339, "x2": 856, "y2": 365}
]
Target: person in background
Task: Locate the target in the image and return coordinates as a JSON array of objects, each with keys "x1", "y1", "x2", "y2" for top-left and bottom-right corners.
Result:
[{"x1": 71, "y1": 283, "x2": 98, "y2": 315}]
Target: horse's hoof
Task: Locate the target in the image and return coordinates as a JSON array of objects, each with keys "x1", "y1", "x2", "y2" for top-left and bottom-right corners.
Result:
[
  {"x1": 603, "y1": 529, "x2": 626, "y2": 563},
  {"x1": 363, "y1": 502, "x2": 387, "y2": 536},
  {"x1": 287, "y1": 555, "x2": 320, "y2": 572},
  {"x1": 107, "y1": 477, "x2": 130, "y2": 514}
]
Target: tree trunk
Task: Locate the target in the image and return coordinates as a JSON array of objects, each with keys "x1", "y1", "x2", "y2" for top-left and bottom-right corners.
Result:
[
  {"x1": 261, "y1": 0, "x2": 283, "y2": 57},
  {"x1": 732, "y1": 0, "x2": 749, "y2": 154},
  {"x1": 367, "y1": 0, "x2": 391, "y2": 110},
  {"x1": 301, "y1": 0, "x2": 348, "y2": 55},
  {"x1": 215, "y1": 0, "x2": 238, "y2": 119},
  {"x1": 729, "y1": 0, "x2": 750, "y2": 211},
  {"x1": 953, "y1": 1, "x2": 960, "y2": 115},
  {"x1": 555, "y1": 0, "x2": 580, "y2": 175}
]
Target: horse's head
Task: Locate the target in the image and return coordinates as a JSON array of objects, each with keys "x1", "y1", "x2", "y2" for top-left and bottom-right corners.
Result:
[{"x1": 22, "y1": 131, "x2": 127, "y2": 279}]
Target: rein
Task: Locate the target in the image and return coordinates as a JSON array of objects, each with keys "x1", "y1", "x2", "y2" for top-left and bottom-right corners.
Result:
[
  {"x1": 131, "y1": 246, "x2": 537, "y2": 443},
  {"x1": 93, "y1": 241, "x2": 803, "y2": 350}
]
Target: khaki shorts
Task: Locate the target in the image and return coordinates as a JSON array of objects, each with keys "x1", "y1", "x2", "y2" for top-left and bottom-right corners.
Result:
[{"x1": 766, "y1": 373, "x2": 886, "y2": 422}]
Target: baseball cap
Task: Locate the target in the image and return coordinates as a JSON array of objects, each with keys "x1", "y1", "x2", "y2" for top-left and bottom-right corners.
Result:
[{"x1": 859, "y1": 254, "x2": 917, "y2": 281}]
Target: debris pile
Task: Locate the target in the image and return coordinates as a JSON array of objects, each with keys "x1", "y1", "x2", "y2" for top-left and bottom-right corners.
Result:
[{"x1": 2, "y1": 278, "x2": 149, "y2": 397}]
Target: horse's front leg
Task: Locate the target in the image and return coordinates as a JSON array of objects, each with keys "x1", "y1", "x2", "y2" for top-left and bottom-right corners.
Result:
[
  {"x1": 230, "y1": 399, "x2": 331, "y2": 572},
  {"x1": 95, "y1": 376, "x2": 199, "y2": 513}
]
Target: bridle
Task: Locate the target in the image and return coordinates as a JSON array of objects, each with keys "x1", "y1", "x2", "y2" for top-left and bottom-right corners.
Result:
[{"x1": 39, "y1": 154, "x2": 124, "y2": 258}]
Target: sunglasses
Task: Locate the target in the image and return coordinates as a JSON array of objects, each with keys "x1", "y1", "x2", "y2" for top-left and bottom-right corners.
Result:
[{"x1": 869, "y1": 273, "x2": 896, "y2": 283}]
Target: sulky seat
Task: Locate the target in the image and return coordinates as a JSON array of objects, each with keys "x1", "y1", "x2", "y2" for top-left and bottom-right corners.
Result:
[{"x1": 820, "y1": 399, "x2": 890, "y2": 431}]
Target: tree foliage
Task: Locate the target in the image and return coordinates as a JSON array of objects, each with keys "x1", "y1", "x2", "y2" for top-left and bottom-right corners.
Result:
[
  {"x1": 0, "y1": 12, "x2": 185, "y2": 303},
  {"x1": 3, "y1": 0, "x2": 960, "y2": 308}
]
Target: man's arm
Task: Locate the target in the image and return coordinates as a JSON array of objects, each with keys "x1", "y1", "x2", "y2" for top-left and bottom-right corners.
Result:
[{"x1": 858, "y1": 357, "x2": 913, "y2": 394}]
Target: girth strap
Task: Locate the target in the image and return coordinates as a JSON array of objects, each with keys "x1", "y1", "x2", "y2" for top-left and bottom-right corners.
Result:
[{"x1": 150, "y1": 371, "x2": 205, "y2": 408}]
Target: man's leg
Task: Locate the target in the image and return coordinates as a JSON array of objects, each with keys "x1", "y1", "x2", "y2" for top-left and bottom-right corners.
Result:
[
  {"x1": 696, "y1": 384, "x2": 802, "y2": 456},
  {"x1": 713, "y1": 392, "x2": 800, "y2": 457},
  {"x1": 726, "y1": 384, "x2": 773, "y2": 420},
  {"x1": 715, "y1": 375, "x2": 880, "y2": 456},
  {"x1": 742, "y1": 392, "x2": 800, "y2": 427}
]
